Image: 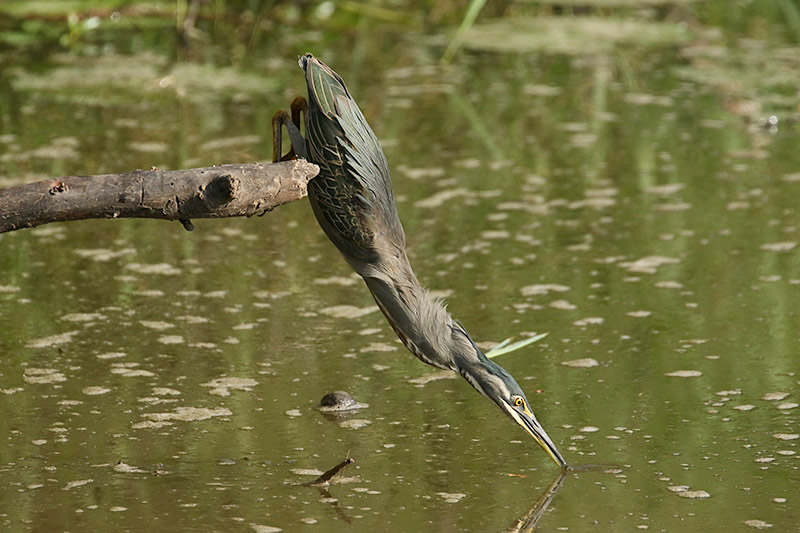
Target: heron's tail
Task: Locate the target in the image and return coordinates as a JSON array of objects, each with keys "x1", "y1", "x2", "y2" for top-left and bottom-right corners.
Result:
[{"x1": 299, "y1": 53, "x2": 351, "y2": 117}]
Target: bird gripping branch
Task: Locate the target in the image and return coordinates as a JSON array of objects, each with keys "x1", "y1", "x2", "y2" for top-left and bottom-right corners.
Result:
[{"x1": 294, "y1": 53, "x2": 566, "y2": 469}]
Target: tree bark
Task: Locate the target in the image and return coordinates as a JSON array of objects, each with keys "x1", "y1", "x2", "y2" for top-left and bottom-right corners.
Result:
[{"x1": 0, "y1": 160, "x2": 319, "y2": 233}]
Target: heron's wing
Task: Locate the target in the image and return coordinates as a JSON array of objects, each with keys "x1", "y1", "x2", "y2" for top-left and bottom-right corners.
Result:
[{"x1": 302, "y1": 54, "x2": 404, "y2": 267}]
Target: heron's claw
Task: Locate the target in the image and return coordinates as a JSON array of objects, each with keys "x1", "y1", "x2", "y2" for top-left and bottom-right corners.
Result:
[{"x1": 272, "y1": 96, "x2": 308, "y2": 162}]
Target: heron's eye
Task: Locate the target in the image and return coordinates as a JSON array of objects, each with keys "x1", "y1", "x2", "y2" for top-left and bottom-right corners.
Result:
[{"x1": 512, "y1": 396, "x2": 524, "y2": 408}]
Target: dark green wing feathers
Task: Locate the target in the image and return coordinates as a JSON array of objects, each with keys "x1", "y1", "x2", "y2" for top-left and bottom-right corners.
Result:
[{"x1": 300, "y1": 54, "x2": 404, "y2": 269}]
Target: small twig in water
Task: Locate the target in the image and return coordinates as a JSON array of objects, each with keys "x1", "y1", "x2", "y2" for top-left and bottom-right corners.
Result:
[{"x1": 310, "y1": 456, "x2": 355, "y2": 486}]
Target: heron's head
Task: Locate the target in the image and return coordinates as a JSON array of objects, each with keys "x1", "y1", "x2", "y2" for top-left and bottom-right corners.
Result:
[{"x1": 451, "y1": 329, "x2": 568, "y2": 469}]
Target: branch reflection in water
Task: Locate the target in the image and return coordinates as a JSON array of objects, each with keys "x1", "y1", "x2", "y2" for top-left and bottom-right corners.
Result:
[
  {"x1": 508, "y1": 464, "x2": 623, "y2": 531},
  {"x1": 506, "y1": 471, "x2": 567, "y2": 533}
]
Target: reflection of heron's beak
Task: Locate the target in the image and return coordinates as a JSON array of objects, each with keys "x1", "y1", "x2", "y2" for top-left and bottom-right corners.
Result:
[{"x1": 504, "y1": 401, "x2": 568, "y2": 469}]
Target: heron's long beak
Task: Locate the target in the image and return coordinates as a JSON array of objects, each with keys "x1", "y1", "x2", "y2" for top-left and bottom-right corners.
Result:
[{"x1": 505, "y1": 402, "x2": 568, "y2": 469}]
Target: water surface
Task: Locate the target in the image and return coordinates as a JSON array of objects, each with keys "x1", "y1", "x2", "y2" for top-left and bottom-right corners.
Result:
[{"x1": 1, "y1": 3, "x2": 799, "y2": 531}]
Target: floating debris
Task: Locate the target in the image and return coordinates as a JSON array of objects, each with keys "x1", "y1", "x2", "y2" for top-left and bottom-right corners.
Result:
[
  {"x1": 677, "y1": 490, "x2": 711, "y2": 499},
  {"x1": 97, "y1": 352, "x2": 127, "y2": 359},
  {"x1": 138, "y1": 396, "x2": 178, "y2": 405},
  {"x1": 82, "y1": 386, "x2": 111, "y2": 395},
  {"x1": 550, "y1": 300, "x2": 577, "y2": 310},
  {"x1": 743, "y1": 519, "x2": 773, "y2": 529},
  {"x1": 204, "y1": 290, "x2": 228, "y2": 299},
  {"x1": 319, "y1": 305, "x2": 378, "y2": 319},
  {"x1": 140, "y1": 321, "x2": 174, "y2": 330},
  {"x1": 397, "y1": 165, "x2": 446, "y2": 180},
  {"x1": 177, "y1": 315, "x2": 209, "y2": 324},
  {"x1": 665, "y1": 370, "x2": 702, "y2": 378},
  {"x1": 437, "y1": 492, "x2": 467, "y2": 504},
  {"x1": 762, "y1": 392, "x2": 790, "y2": 401},
  {"x1": 776, "y1": 402, "x2": 798, "y2": 410},
  {"x1": 134, "y1": 289, "x2": 165, "y2": 297},
  {"x1": 621, "y1": 256, "x2": 680, "y2": 274},
  {"x1": 72, "y1": 248, "x2": 135, "y2": 262},
  {"x1": 733, "y1": 405, "x2": 756, "y2": 411},
  {"x1": 63, "y1": 479, "x2": 94, "y2": 490},
  {"x1": 23, "y1": 368, "x2": 67, "y2": 384},
  {"x1": 153, "y1": 387, "x2": 181, "y2": 396},
  {"x1": 131, "y1": 420, "x2": 173, "y2": 429},
  {"x1": 141, "y1": 407, "x2": 232, "y2": 423},
  {"x1": 626, "y1": 310, "x2": 652, "y2": 317},
  {"x1": 667, "y1": 485, "x2": 711, "y2": 498},
  {"x1": 113, "y1": 462, "x2": 148, "y2": 474},
  {"x1": 202, "y1": 377, "x2": 258, "y2": 397},
  {"x1": 250, "y1": 525, "x2": 282, "y2": 533},
  {"x1": 360, "y1": 342, "x2": 398, "y2": 353},
  {"x1": 481, "y1": 230, "x2": 510, "y2": 240},
  {"x1": 338, "y1": 419, "x2": 372, "y2": 430},
  {"x1": 26, "y1": 330, "x2": 79, "y2": 348},
  {"x1": 313, "y1": 276, "x2": 358, "y2": 286},
  {"x1": 573, "y1": 317, "x2": 604, "y2": 326},
  {"x1": 291, "y1": 468, "x2": 323, "y2": 476},
  {"x1": 772, "y1": 433, "x2": 799, "y2": 440},
  {"x1": 110, "y1": 364, "x2": 155, "y2": 378},
  {"x1": 124, "y1": 263, "x2": 181, "y2": 275},
  {"x1": 646, "y1": 183, "x2": 685, "y2": 196},
  {"x1": 61, "y1": 313, "x2": 106, "y2": 322},
  {"x1": 760, "y1": 242, "x2": 796, "y2": 252},
  {"x1": 285, "y1": 409, "x2": 302, "y2": 418},
  {"x1": 409, "y1": 371, "x2": 457, "y2": 385},
  {"x1": 520, "y1": 284, "x2": 570, "y2": 296},
  {"x1": 414, "y1": 188, "x2": 468, "y2": 209},
  {"x1": 157, "y1": 335, "x2": 184, "y2": 345},
  {"x1": 561, "y1": 358, "x2": 599, "y2": 368}
]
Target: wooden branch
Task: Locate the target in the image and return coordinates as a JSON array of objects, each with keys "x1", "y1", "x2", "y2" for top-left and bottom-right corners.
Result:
[{"x1": 0, "y1": 160, "x2": 319, "y2": 234}]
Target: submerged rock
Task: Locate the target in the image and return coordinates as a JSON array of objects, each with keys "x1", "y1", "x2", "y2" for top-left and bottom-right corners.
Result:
[{"x1": 317, "y1": 391, "x2": 368, "y2": 412}]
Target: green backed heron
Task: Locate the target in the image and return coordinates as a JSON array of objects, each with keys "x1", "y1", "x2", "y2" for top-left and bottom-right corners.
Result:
[{"x1": 273, "y1": 54, "x2": 567, "y2": 469}]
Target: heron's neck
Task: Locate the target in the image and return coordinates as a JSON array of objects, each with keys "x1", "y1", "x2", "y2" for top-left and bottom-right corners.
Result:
[{"x1": 361, "y1": 255, "x2": 457, "y2": 372}]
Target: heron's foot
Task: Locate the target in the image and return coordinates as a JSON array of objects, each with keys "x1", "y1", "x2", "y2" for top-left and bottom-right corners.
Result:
[{"x1": 272, "y1": 96, "x2": 308, "y2": 162}]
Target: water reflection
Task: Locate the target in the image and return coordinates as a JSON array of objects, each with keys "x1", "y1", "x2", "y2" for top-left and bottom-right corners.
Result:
[
  {"x1": 304, "y1": 456, "x2": 358, "y2": 524},
  {"x1": 507, "y1": 471, "x2": 567, "y2": 532}
]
